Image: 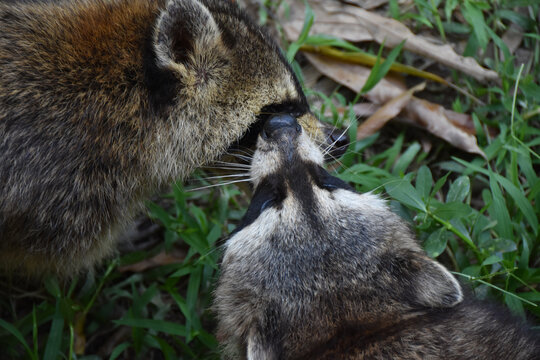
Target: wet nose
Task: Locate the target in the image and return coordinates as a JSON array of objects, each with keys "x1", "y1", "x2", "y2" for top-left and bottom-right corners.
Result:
[
  {"x1": 262, "y1": 114, "x2": 301, "y2": 139},
  {"x1": 326, "y1": 127, "x2": 349, "y2": 158}
]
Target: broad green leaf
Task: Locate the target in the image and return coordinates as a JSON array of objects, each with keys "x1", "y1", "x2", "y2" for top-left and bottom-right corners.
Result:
[
  {"x1": 433, "y1": 202, "x2": 472, "y2": 221},
  {"x1": 481, "y1": 255, "x2": 502, "y2": 266},
  {"x1": 416, "y1": 165, "x2": 433, "y2": 201},
  {"x1": 424, "y1": 228, "x2": 448, "y2": 258},
  {"x1": 496, "y1": 175, "x2": 538, "y2": 235},
  {"x1": 385, "y1": 179, "x2": 426, "y2": 213},
  {"x1": 146, "y1": 201, "x2": 173, "y2": 228},
  {"x1": 462, "y1": 1, "x2": 488, "y2": 49},
  {"x1": 446, "y1": 176, "x2": 470, "y2": 203},
  {"x1": 505, "y1": 294, "x2": 526, "y2": 318}
]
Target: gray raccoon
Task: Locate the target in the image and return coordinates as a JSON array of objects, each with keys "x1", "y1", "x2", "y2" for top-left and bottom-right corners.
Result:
[
  {"x1": 215, "y1": 115, "x2": 540, "y2": 359},
  {"x1": 0, "y1": 0, "x2": 346, "y2": 276}
]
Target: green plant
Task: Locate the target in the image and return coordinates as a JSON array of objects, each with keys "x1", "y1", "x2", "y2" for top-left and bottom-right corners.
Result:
[{"x1": 1, "y1": 1, "x2": 539, "y2": 358}]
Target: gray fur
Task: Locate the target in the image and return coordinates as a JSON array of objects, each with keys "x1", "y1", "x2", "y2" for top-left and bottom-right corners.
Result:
[
  {"x1": 215, "y1": 125, "x2": 540, "y2": 359},
  {"x1": 0, "y1": 0, "x2": 338, "y2": 276}
]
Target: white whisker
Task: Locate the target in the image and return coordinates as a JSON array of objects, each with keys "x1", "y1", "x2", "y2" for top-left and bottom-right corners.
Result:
[
  {"x1": 196, "y1": 173, "x2": 251, "y2": 181},
  {"x1": 203, "y1": 166, "x2": 251, "y2": 171},
  {"x1": 321, "y1": 122, "x2": 352, "y2": 156},
  {"x1": 211, "y1": 161, "x2": 251, "y2": 168},
  {"x1": 223, "y1": 153, "x2": 253, "y2": 162},
  {"x1": 186, "y1": 178, "x2": 251, "y2": 192}
]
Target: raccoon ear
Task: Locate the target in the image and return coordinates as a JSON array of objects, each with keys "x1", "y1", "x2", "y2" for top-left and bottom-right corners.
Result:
[
  {"x1": 404, "y1": 253, "x2": 463, "y2": 308},
  {"x1": 154, "y1": 0, "x2": 221, "y2": 72}
]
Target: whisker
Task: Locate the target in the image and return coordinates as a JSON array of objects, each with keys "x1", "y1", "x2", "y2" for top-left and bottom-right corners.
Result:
[
  {"x1": 203, "y1": 166, "x2": 251, "y2": 172},
  {"x1": 211, "y1": 161, "x2": 251, "y2": 168},
  {"x1": 230, "y1": 148, "x2": 254, "y2": 156},
  {"x1": 186, "y1": 178, "x2": 251, "y2": 192},
  {"x1": 321, "y1": 122, "x2": 353, "y2": 156},
  {"x1": 223, "y1": 153, "x2": 253, "y2": 162},
  {"x1": 196, "y1": 173, "x2": 251, "y2": 181}
]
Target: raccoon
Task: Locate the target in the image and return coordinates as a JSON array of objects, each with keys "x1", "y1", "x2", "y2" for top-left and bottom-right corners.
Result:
[
  {"x1": 214, "y1": 115, "x2": 540, "y2": 359},
  {"x1": 0, "y1": 0, "x2": 347, "y2": 276}
]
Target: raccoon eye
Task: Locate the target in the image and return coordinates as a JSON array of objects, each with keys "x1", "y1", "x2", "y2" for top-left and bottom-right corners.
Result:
[
  {"x1": 322, "y1": 183, "x2": 338, "y2": 190},
  {"x1": 260, "y1": 199, "x2": 275, "y2": 212}
]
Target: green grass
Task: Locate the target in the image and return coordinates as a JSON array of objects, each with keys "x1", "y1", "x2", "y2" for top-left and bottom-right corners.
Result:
[{"x1": 1, "y1": 0, "x2": 539, "y2": 358}]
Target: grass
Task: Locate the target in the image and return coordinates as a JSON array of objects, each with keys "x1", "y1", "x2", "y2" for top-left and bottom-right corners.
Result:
[{"x1": 1, "y1": 0, "x2": 539, "y2": 358}]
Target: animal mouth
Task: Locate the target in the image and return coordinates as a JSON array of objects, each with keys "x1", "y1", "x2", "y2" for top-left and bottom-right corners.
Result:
[
  {"x1": 230, "y1": 116, "x2": 266, "y2": 152},
  {"x1": 228, "y1": 116, "x2": 349, "y2": 160}
]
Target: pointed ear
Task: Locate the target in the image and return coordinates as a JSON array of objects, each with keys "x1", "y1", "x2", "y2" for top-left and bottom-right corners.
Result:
[
  {"x1": 154, "y1": 0, "x2": 221, "y2": 70},
  {"x1": 402, "y1": 252, "x2": 463, "y2": 308}
]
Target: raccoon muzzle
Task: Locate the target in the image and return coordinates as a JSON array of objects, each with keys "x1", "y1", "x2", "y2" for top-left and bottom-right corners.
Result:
[{"x1": 261, "y1": 114, "x2": 301, "y2": 140}]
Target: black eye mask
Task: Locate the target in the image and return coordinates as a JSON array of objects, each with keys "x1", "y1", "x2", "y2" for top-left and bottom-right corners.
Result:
[
  {"x1": 230, "y1": 177, "x2": 286, "y2": 235},
  {"x1": 308, "y1": 164, "x2": 354, "y2": 192}
]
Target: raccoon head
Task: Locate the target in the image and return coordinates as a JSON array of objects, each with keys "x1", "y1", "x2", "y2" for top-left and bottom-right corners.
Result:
[
  {"x1": 150, "y1": 0, "x2": 347, "y2": 175},
  {"x1": 224, "y1": 115, "x2": 463, "y2": 314}
]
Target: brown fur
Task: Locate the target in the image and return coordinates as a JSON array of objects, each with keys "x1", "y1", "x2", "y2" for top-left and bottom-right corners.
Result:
[
  {"x1": 214, "y1": 118, "x2": 540, "y2": 359},
  {"x1": 0, "y1": 0, "x2": 343, "y2": 276}
]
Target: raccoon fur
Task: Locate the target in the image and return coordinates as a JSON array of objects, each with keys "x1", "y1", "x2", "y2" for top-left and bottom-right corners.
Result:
[
  {"x1": 214, "y1": 115, "x2": 540, "y2": 360},
  {"x1": 0, "y1": 0, "x2": 347, "y2": 276}
]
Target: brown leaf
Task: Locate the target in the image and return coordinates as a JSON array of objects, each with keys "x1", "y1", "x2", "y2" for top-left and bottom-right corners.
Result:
[
  {"x1": 357, "y1": 82, "x2": 426, "y2": 140},
  {"x1": 305, "y1": 53, "x2": 486, "y2": 157},
  {"x1": 118, "y1": 249, "x2": 186, "y2": 273},
  {"x1": 282, "y1": 1, "x2": 373, "y2": 42},
  {"x1": 304, "y1": 53, "x2": 406, "y2": 101},
  {"x1": 341, "y1": 0, "x2": 390, "y2": 10},
  {"x1": 402, "y1": 99, "x2": 486, "y2": 158},
  {"x1": 281, "y1": 0, "x2": 499, "y2": 83}
]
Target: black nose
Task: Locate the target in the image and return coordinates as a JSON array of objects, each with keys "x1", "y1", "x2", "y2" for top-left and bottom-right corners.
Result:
[
  {"x1": 325, "y1": 127, "x2": 349, "y2": 159},
  {"x1": 262, "y1": 114, "x2": 301, "y2": 139}
]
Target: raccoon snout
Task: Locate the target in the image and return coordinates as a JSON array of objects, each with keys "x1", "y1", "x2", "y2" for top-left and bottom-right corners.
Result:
[
  {"x1": 324, "y1": 126, "x2": 349, "y2": 159},
  {"x1": 262, "y1": 114, "x2": 301, "y2": 140}
]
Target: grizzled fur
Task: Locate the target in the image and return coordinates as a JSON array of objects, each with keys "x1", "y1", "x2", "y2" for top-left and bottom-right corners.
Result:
[
  {"x1": 214, "y1": 118, "x2": 540, "y2": 359},
  {"x1": 0, "y1": 0, "x2": 341, "y2": 276}
]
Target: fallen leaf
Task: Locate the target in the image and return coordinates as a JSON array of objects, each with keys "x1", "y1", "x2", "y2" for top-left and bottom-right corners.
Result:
[
  {"x1": 403, "y1": 99, "x2": 486, "y2": 158},
  {"x1": 118, "y1": 249, "x2": 186, "y2": 273},
  {"x1": 501, "y1": 23, "x2": 524, "y2": 59},
  {"x1": 282, "y1": 1, "x2": 372, "y2": 42},
  {"x1": 357, "y1": 82, "x2": 426, "y2": 139},
  {"x1": 340, "y1": 0, "x2": 389, "y2": 10},
  {"x1": 305, "y1": 53, "x2": 486, "y2": 157},
  {"x1": 304, "y1": 53, "x2": 406, "y2": 102},
  {"x1": 281, "y1": 0, "x2": 499, "y2": 83}
]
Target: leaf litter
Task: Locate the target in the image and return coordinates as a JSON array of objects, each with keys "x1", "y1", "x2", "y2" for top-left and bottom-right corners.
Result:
[{"x1": 280, "y1": 0, "x2": 495, "y2": 157}]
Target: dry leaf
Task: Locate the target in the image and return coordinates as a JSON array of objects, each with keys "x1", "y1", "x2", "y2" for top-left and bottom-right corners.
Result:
[
  {"x1": 118, "y1": 249, "x2": 186, "y2": 273},
  {"x1": 501, "y1": 23, "x2": 524, "y2": 59},
  {"x1": 403, "y1": 99, "x2": 486, "y2": 158},
  {"x1": 304, "y1": 53, "x2": 406, "y2": 101},
  {"x1": 357, "y1": 82, "x2": 425, "y2": 139},
  {"x1": 282, "y1": 1, "x2": 372, "y2": 42},
  {"x1": 341, "y1": 0, "x2": 390, "y2": 10},
  {"x1": 281, "y1": 0, "x2": 499, "y2": 83},
  {"x1": 305, "y1": 53, "x2": 486, "y2": 157}
]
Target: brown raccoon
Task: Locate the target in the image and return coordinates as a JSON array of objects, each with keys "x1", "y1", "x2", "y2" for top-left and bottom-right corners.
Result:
[
  {"x1": 0, "y1": 0, "x2": 347, "y2": 276},
  {"x1": 214, "y1": 115, "x2": 540, "y2": 359}
]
